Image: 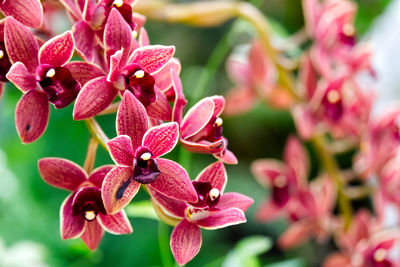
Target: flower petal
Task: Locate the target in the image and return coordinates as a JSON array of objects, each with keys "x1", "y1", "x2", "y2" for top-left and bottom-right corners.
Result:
[
  {"x1": 60, "y1": 193, "x2": 86, "y2": 239},
  {"x1": 129, "y1": 45, "x2": 175, "y2": 74},
  {"x1": 73, "y1": 76, "x2": 117, "y2": 120},
  {"x1": 224, "y1": 86, "x2": 257, "y2": 116},
  {"x1": 64, "y1": 61, "x2": 105, "y2": 86},
  {"x1": 39, "y1": 31, "x2": 74, "y2": 67},
  {"x1": 255, "y1": 199, "x2": 285, "y2": 222},
  {"x1": 170, "y1": 220, "x2": 202, "y2": 266},
  {"x1": 15, "y1": 90, "x2": 49, "y2": 143},
  {"x1": 251, "y1": 159, "x2": 287, "y2": 187},
  {"x1": 195, "y1": 161, "x2": 227, "y2": 193},
  {"x1": 146, "y1": 87, "x2": 172, "y2": 121},
  {"x1": 142, "y1": 122, "x2": 179, "y2": 158},
  {"x1": 88, "y1": 165, "x2": 114, "y2": 188},
  {"x1": 72, "y1": 21, "x2": 95, "y2": 62},
  {"x1": 213, "y1": 148, "x2": 238, "y2": 165},
  {"x1": 38, "y1": 157, "x2": 87, "y2": 191},
  {"x1": 153, "y1": 58, "x2": 181, "y2": 91},
  {"x1": 278, "y1": 220, "x2": 313, "y2": 249},
  {"x1": 148, "y1": 158, "x2": 197, "y2": 203},
  {"x1": 59, "y1": 0, "x2": 81, "y2": 20},
  {"x1": 209, "y1": 95, "x2": 225, "y2": 117},
  {"x1": 215, "y1": 192, "x2": 253, "y2": 212},
  {"x1": 80, "y1": 221, "x2": 104, "y2": 250},
  {"x1": 283, "y1": 136, "x2": 309, "y2": 185},
  {"x1": 196, "y1": 208, "x2": 246, "y2": 229},
  {"x1": 171, "y1": 68, "x2": 187, "y2": 124},
  {"x1": 104, "y1": 9, "x2": 132, "y2": 65},
  {"x1": 107, "y1": 135, "x2": 135, "y2": 167},
  {"x1": 180, "y1": 138, "x2": 225, "y2": 154},
  {"x1": 97, "y1": 210, "x2": 133, "y2": 235},
  {"x1": 181, "y1": 98, "x2": 214, "y2": 138},
  {"x1": 0, "y1": 0, "x2": 43, "y2": 28},
  {"x1": 4, "y1": 17, "x2": 39, "y2": 72},
  {"x1": 116, "y1": 90, "x2": 149, "y2": 150},
  {"x1": 6, "y1": 62, "x2": 36, "y2": 92},
  {"x1": 148, "y1": 186, "x2": 186, "y2": 218},
  {"x1": 102, "y1": 166, "x2": 140, "y2": 214}
]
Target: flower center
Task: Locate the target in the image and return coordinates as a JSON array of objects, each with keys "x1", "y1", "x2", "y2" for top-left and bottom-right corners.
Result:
[
  {"x1": 327, "y1": 90, "x2": 340, "y2": 104},
  {"x1": 84, "y1": 210, "x2": 97, "y2": 221},
  {"x1": 273, "y1": 175, "x2": 287, "y2": 188},
  {"x1": 373, "y1": 248, "x2": 387, "y2": 262},
  {"x1": 72, "y1": 187, "x2": 106, "y2": 221},
  {"x1": 113, "y1": 0, "x2": 124, "y2": 7},
  {"x1": 123, "y1": 64, "x2": 156, "y2": 107},
  {"x1": 46, "y1": 68, "x2": 56, "y2": 78},
  {"x1": 342, "y1": 23, "x2": 355, "y2": 37},
  {"x1": 131, "y1": 146, "x2": 160, "y2": 184}
]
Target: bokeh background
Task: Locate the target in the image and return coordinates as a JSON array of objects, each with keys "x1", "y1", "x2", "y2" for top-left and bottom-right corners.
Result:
[{"x1": 0, "y1": 0, "x2": 395, "y2": 266}]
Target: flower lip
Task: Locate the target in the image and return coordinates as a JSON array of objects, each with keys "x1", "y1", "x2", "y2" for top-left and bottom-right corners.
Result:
[
  {"x1": 131, "y1": 146, "x2": 161, "y2": 184},
  {"x1": 189, "y1": 116, "x2": 224, "y2": 143},
  {"x1": 189, "y1": 181, "x2": 221, "y2": 210},
  {"x1": 0, "y1": 42, "x2": 12, "y2": 82},
  {"x1": 72, "y1": 187, "x2": 106, "y2": 221}
]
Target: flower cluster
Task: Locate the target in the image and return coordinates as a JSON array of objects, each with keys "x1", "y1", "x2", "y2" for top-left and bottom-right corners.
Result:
[{"x1": 0, "y1": 0, "x2": 252, "y2": 265}]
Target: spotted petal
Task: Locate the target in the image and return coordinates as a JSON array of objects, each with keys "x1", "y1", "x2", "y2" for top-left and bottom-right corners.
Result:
[
  {"x1": 0, "y1": 0, "x2": 43, "y2": 28},
  {"x1": 15, "y1": 90, "x2": 49, "y2": 143},
  {"x1": 88, "y1": 165, "x2": 114, "y2": 188},
  {"x1": 81, "y1": 221, "x2": 104, "y2": 250},
  {"x1": 102, "y1": 166, "x2": 140, "y2": 214},
  {"x1": 39, "y1": 31, "x2": 74, "y2": 67},
  {"x1": 142, "y1": 122, "x2": 179, "y2": 158},
  {"x1": 60, "y1": 193, "x2": 86, "y2": 239},
  {"x1": 195, "y1": 161, "x2": 227, "y2": 193},
  {"x1": 6, "y1": 62, "x2": 36, "y2": 92},
  {"x1": 153, "y1": 58, "x2": 181, "y2": 91},
  {"x1": 65, "y1": 61, "x2": 105, "y2": 86},
  {"x1": 170, "y1": 219, "x2": 202, "y2": 266},
  {"x1": 148, "y1": 187, "x2": 186, "y2": 218},
  {"x1": 98, "y1": 211, "x2": 132, "y2": 235},
  {"x1": 215, "y1": 193, "x2": 253, "y2": 212},
  {"x1": 148, "y1": 159, "x2": 198, "y2": 203},
  {"x1": 38, "y1": 158, "x2": 87, "y2": 191},
  {"x1": 129, "y1": 45, "x2": 175, "y2": 74},
  {"x1": 72, "y1": 21, "x2": 95, "y2": 62},
  {"x1": 107, "y1": 135, "x2": 135, "y2": 167},
  {"x1": 196, "y1": 208, "x2": 246, "y2": 229}
]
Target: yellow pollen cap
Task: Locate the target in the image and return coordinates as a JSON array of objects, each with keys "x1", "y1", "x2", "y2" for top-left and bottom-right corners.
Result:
[
  {"x1": 134, "y1": 70, "x2": 145, "y2": 79},
  {"x1": 46, "y1": 68, "x2": 56, "y2": 78}
]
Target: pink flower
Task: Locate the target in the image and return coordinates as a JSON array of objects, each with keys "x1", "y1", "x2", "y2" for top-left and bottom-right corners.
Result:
[
  {"x1": 102, "y1": 90, "x2": 197, "y2": 214},
  {"x1": 251, "y1": 136, "x2": 309, "y2": 222},
  {"x1": 0, "y1": 0, "x2": 43, "y2": 28},
  {"x1": 179, "y1": 95, "x2": 238, "y2": 164},
  {"x1": 38, "y1": 158, "x2": 132, "y2": 250},
  {"x1": 150, "y1": 161, "x2": 253, "y2": 265}
]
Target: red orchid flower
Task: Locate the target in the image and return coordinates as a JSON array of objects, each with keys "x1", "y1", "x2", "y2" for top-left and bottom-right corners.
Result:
[
  {"x1": 38, "y1": 158, "x2": 132, "y2": 250},
  {"x1": 102, "y1": 90, "x2": 197, "y2": 214},
  {"x1": 4, "y1": 17, "x2": 93, "y2": 143},
  {"x1": 0, "y1": 0, "x2": 43, "y2": 28},
  {"x1": 73, "y1": 9, "x2": 175, "y2": 121},
  {"x1": 251, "y1": 136, "x2": 309, "y2": 222},
  {"x1": 179, "y1": 95, "x2": 237, "y2": 164},
  {"x1": 149, "y1": 161, "x2": 253, "y2": 266}
]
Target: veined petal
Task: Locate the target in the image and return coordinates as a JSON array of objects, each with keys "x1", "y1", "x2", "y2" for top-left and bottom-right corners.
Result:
[
  {"x1": 171, "y1": 68, "x2": 187, "y2": 124},
  {"x1": 181, "y1": 98, "x2": 214, "y2": 139},
  {"x1": 102, "y1": 166, "x2": 140, "y2": 214},
  {"x1": 213, "y1": 148, "x2": 238, "y2": 165},
  {"x1": 88, "y1": 165, "x2": 114, "y2": 188},
  {"x1": 196, "y1": 208, "x2": 246, "y2": 229},
  {"x1": 72, "y1": 21, "x2": 95, "y2": 63},
  {"x1": 104, "y1": 9, "x2": 132, "y2": 65},
  {"x1": 59, "y1": 0, "x2": 82, "y2": 21},
  {"x1": 284, "y1": 136, "x2": 309, "y2": 185},
  {"x1": 60, "y1": 193, "x2": 86, "y2": 239},
  {"x1": 153, "y1": 58, "x2": 181, "y2": 91},
  {"x1": 116, "y1": 90, "x2": 149, "y2": 150},
  {"x1": 65, "y1": 61, "x2": 105, "y2": 86},
  {"x1": 73, "y1": 76, "x2": 117, "y2": 120},
  {"x1": 80, "y1": 220, "x2": 104, "y2": 250},
  {"x1": 107, "y1": 135, "x2": 135, "y2": 167},
  {"x1": 180, "y1": 138, "x2": 225, "y2": 154},
  {"x1": 97, "y1": 210, "x2": 133, "y2": 235},
  {"x1": 209, "y1": 95, "x2": 225, "y2": 117},
  {"x1": 15, "y1": 90, "x2": 49, "y2": 143},
  {"x1": 0, "y1": 0, "x2": 43, "y2": 28},
  {"x1": 146, "y1": 87, "x2": 172, "y2": 121},
  {"x1": 148, "y1": 159, "x2": 197, "y2": 203},
  {"x1": 129, "y1": 45, "x2": 175, "y2": 74},
  {"x1": 6, "y1": 62, "x2": 36, "y2": 92},
  {"x1": 148, "y1": 186, "x2": 186, "y2": 218},
  {"x1": 195, "y1": 161, "x2": 227, "y2": 193},
  {"x1": 251, "y1": 159, "x2": 287, "y2": 187},
  {"x1": 170, "y1": 219, "x2": 202, "y2": 266},
  {"x1": 142, "y1": 122, "x2": 179, "y2": 158},
  {"x1": 39, "y1": 31, "x2": 74, "y2": 67},
  {"x1": 4, "y1": 17, "x2": 39, "y2": 72},
  {"x1": 215, "y1": 192, "x2": 253, "y2": 212},
  {"x1": 38, "y1": 157, "x2": 87, "y2": 191}
]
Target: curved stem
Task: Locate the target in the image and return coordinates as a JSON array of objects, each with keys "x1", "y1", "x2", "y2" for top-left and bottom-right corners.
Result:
[
  {"x1": 83, "y1": 137, "x2": 98, "y2": 173},
  {"x1": 84, "y1": 118, "x2": 109, "y2": 150}
]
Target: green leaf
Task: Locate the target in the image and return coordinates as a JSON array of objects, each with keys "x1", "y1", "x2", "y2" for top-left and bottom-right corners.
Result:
[{"x1": 265, "y1": 258, "x2": 304, "y2": 267}]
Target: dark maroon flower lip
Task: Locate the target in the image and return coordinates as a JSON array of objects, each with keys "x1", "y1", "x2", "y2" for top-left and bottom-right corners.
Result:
[
  {"x1": 72, "y1": 187, "x2": 107, "y2": 221},
  {"x1": 189, "y1": 181, "x2": 221, "y2": 210},
  {"x1": 131, "y1": 146, "x2": 161, "y2": 184},
  {"x1": 0, "y1": 41, "x2": 12, "y2": 82},
  {"x1": 92, "y1": 0, "x2": 135, "y2": 30}
]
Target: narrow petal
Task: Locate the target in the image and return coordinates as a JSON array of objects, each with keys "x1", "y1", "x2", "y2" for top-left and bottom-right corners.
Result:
[
  {"x1": 129, "y1": 45, "x2": 175, "y2": 74},
  {"x1": 80, "y1": 221, "x2": 104, "y2": 250},
  {"x1": 59, "y1": 0, "x2": 81, "y2": 20},
  {"x1": 138, "y1": 27, "x2": 150, "y2": 47},
  {"x1": 98, "y1": 210, "x2": 133, "y2": 234},
  {"x1": 15, "y1": 90, "x2": 49, "y2": 143},
  {"x1": 209, "y1": 95, "x2": 225, "y2": 117},
  {"x1": 170, "y1": 220, "x2": 202, "y2": 266},
  {"x1": 196, "y1": 208, "x2": 246, "y2": 229},
  {"x1": 0, "y1": 0, "x2": 43, "y2": 28},
  {"x1": 60, "y1": 193, "x2": 86, "y2": 239},
  {"x1": 180, "y1": 98, "x2": 214, "y2": 138},
  {"x1": 102, "y1": 166, "x2": 140, "y2": 214},
  {"x1": 116, "y1": 90, "x2": 148, "y2": 150},
  {"x1": 38, "y1": 158, "x2": 87, "y2": 191},
  {"x1": 107, "y1": 135, "x2": 135, "y2": 167},
  {"x1": 39, "y1": 31, "x2": 74, "y2": 67},
  {"x1": 153, "y1": 58, "x2": 181, "y2": 91},
  {"x1": 283, "y1": 136, "x2": 309, "y2": 185},
  {"x1": 215, "y1": 192, "x2": 253, "y2": 212},
  {"x1": 148, "y1": 159, "x2": 197, "y2": 203},
  {"x1": 6, "y1": 62, "x2": 36, "y2": 92},
  {"x1": 88, "y1": 165, "x2": 114, "y2": 188},
  {"x1": 142, "y1": 122, "x2": 179, "y2": 158},
  {"x1": 104, "y1": 9, "x2": 132, "y2": 65},
  {"x1": 171, "y1": 68, "x2": 187, "y2": 124},
  {"x1": 213, "y1": 148, "x2": 238, "y2": 165},
  {"x1": 180, "y1": 138, "x2": 225, "y2": 154},
  {"x1": 278, "y1": 220, "x2": 313, "y2": 249},
  {"x1": 148, "y1": 186, "x2": 186, "y2": 218},
  {"x1": 72, "y1": 21, "x2": 95, "y2": 62},
  {"x1": 73, "y1": 76, "x2": 117, "y2": 120},
  {"x1": 195, "y1": 161, "x2": 227, "y2": 193},
  {"x1": 4, "y1": 17, "x2": 39, "y2": 72},
  {"x1": 255, "y1": 199, "x2": 284, "y2": 222},
  {"x1": 64, "y1": 61, "x2": 105, "y2": 86},
  {"x1": 146, "y1": 87, "x2": 172, "y2": 121}
]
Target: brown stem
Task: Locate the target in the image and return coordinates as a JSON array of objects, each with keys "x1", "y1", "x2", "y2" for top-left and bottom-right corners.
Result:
[{"x1": 83, "y1": 137, "x2": 98, "y2": 173}]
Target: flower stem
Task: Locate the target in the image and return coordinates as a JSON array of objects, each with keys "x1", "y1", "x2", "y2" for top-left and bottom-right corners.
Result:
[
  {"x1": 84, "y1": 118, "x2": 109, "y2": 150},
  {"x1": 83, "y1": 137, "x2": 98, "y2": 173},
  {"x1": 158, "y1": 221, "x2": 173, "y2": 267}
]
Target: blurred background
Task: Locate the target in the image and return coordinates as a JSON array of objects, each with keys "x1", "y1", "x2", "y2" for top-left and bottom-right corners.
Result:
[{"x1": 0, "y1": 0, "x2": 396, "y2": 266}]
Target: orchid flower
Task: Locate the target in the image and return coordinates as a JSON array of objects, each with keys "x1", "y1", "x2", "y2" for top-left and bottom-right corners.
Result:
[
  {"x1": 150, "y1": 161, "x2": 253, "y2": 265},
  {"x1": 251, "y1": 136, "x2": 309, "y2": 222},
  {"x1": 102, "y1": 90, "x2": 197, "y2": 214},
  {"x1": 179, "y1": 95, "x2": 238, "y2": 164},
  {"x1": 38, "y1": 158, "x2": 132, "y2": 250}
]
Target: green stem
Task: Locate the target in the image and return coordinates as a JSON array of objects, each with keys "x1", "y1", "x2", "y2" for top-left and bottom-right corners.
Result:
[
  {"x1": 84, "y1": 118, "x2": 109, "y2": 150},
  {"x1": 158, "y1": 221, "x2": 173, "y2": 267}
]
